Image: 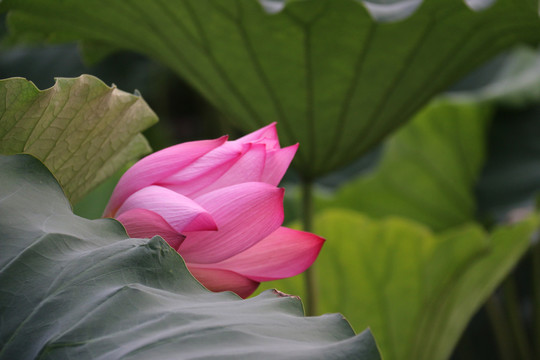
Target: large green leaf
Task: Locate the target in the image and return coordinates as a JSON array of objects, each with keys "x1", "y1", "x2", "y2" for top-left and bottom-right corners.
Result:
[
  {"x1": 3, "y1": 0, "x2": 540, "y2": 177},
  {"x1": 0, "y1": 75, "x2": 157, "y2": 203},
  {"x1": 0, "y1": 154, "x2": 380, "y2": 360},
  {"x1": 259, "y1": 209, "x2": 537, "y2": 360},
  {"x1": 320, "y1": 99, "x2": 492, "y2": 231},
  {"x1": 316, "y1": 210, "x2": 537, "y2": 360}
]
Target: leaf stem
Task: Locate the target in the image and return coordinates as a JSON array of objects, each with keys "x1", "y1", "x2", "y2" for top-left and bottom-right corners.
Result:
[
  {"x1": 485, "y1": 294, "x2": 515, "y2": 360},
  {"x1": 532, "y1": 241, "x2": 540, "y2": 358},
  {"x1": 502, "y1": 275, "x2": 533, "y2": 360},
  {"x1": 301, "y1": 178, "x2": 318, "y2": 316}
]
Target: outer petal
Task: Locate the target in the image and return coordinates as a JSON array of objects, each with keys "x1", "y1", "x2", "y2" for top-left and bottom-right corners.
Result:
[
  {"x1": 116, "y1": 208, "x2": 185, "y2": 250},
  {"x1": 104, "y1": 136, "x2": 227, "y2": 217},
  {"x1": 180, "y1": 182, "x2": 284, "y2": 264},
  {"x1": 117, "y1": 185, "x2": 217, "y2": 233},
  {"x1": 187, "y1": 265, "x2": 259, "y2": 299},
  {"x1": 205, "y1": 227, "x2": 325, "y2": 282},
  {"x1": 189, "y1": 143, "x2": 266, "y2": 198},
  {"x1": 261, "y1": 144, "x2": 298, "y2": 186},
  {"x1": 157, "y1": 141, "x2": 248, "y2": 197},
  {"x1": 236, "y1": 122, "x2": 280, "y2": 150}
]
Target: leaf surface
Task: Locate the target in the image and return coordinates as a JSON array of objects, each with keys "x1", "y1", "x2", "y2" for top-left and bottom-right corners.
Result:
[
  {"x1": 0, "y1": 75, "x2": 157, "y2": 203},
  {"x1": 0, "y1": 154, "x2": 380, "y2": 360}
]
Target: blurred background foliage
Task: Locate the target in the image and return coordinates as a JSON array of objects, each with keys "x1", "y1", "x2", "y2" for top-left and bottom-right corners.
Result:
[{"x1": 3, "y1": 0, "x2": 540, "y2": 358}]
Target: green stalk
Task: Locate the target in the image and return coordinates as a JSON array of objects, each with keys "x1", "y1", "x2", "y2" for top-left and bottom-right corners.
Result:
[
  {"x1": 502, "y1": 275, "x2": 533, "y2": 360},
  {"x1": 485, "y1": 295, "x2": 515, "y2": 360},
  {"x1": 301, "y1": 179, "x2": 318, "y2": 316},
  {"x1": 532, "y1": 242, "x2": 540, "y2": 358}
]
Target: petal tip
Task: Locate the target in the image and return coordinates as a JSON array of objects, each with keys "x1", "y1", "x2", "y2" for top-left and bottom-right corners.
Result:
[{"x1": 217, "y1": 134, "x2": 229, "y2": 143}]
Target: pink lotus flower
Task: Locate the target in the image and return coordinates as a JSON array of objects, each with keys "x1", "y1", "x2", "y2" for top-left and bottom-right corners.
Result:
[{"x1": 104, "y1": 123, "x2": 324, "y2": 298}]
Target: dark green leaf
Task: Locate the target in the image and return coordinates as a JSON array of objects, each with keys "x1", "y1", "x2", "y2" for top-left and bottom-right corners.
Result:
[
  {"x1": 0, "y1": 75, "x2": 157, "y2": 203},
  {"x1": 3, "y1": 0, "x2": 540, "y2": 177},
  {"x1": 0, "y1": 154, "x2": 380, "y2": 360}
]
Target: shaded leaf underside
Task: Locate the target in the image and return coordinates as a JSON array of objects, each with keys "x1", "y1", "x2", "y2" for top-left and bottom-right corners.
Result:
[{"x1": 3, "y1": 0, "x2": 540, "y2": 177}]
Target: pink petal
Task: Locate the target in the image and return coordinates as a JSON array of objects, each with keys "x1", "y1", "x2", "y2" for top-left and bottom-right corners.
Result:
[
  {"x1": 157, "y1": 141, "x2": 249, "y2": 197},
  {"x1": 179, "y1": 182, "x2": 284, "y2": 264},
  {"x1": 205, "y1": 227, "x2": 324, "y2": 282},
  {"x1": 187, "y1": 265, "x2": 259, "y2": 298},
  {"x1": 116, "y1": 208, "x2": 185, "y2": 250},
  {"x1": 189, "y1": 143, "x2": 266, "y2": 198},
  {"x1": 104, "y1": 136, "x2": 227, "y2": 217},
  {"x1": 261, "y1": 144, "x2": 298, "y2": 186},
  {"x1": 236, "y1": 122, "x2": 280, "y2": 150},
  {"x1": 117, "y1": 185, "x2": 217, "y2": 233}
]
